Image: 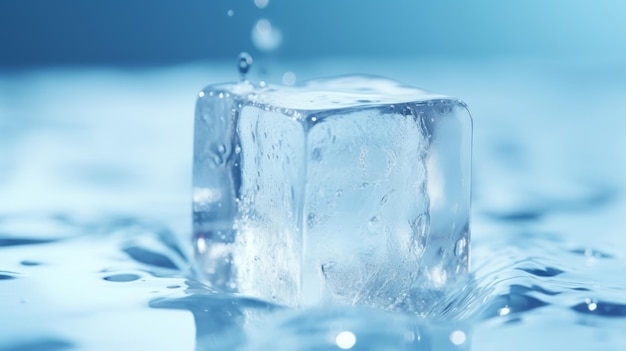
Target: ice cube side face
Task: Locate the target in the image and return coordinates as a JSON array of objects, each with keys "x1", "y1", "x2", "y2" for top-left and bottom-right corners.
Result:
[{"x1": 193, "y1": 84, "x2": 472, "y2": 310}]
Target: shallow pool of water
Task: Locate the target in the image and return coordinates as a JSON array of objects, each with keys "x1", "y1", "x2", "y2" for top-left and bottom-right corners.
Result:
[{"x1": 2, "y1": 59, "x2": 626, "y2": 350}]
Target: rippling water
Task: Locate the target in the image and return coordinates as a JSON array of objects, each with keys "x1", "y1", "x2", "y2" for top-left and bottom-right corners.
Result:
[{"x1": 2, "y1": 59, "x2": 626, "y2": 350}]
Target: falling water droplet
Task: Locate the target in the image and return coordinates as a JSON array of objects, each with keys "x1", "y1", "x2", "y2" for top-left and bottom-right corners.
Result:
[
  {"x1": 254, "y1": 0, "x2": 269, "y2": 9},
  {"x1": 251, "y1": 19, "x2": 282, "y2": 52},
  {"x1": 282, "y1": 71, "x2": 296, "y2": 85},
  {"x1": 227, "y1": 9, "x2": 234, "y2": 17},
  {"x1": 238, "y1": 52, "x2": 253, "y2": 80}
]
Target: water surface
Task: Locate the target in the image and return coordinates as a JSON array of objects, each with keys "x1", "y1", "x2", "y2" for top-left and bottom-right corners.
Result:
[{"x1": 1, "y1": 59, "x2": 626, "y2": 350}]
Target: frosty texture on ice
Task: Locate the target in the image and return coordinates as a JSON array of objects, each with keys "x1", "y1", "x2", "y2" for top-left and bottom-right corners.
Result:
[{"x1": 192, "y1": 76, "x2": 472, "y2": 311}]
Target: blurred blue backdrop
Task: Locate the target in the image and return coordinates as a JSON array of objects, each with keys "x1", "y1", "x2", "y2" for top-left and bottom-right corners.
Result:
[{"x1": 2, "y1": 0, "x2": 626, "y2": 67}]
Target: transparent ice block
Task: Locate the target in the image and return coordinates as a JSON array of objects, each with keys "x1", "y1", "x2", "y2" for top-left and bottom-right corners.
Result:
[{"x1": 192, "y1": 76, "x2": 472, "y2": 311}]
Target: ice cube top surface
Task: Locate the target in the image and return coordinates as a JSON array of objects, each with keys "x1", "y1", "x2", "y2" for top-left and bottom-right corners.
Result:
[{"x1": 208, "y1": 75, "x2": 452, "y2": 112}]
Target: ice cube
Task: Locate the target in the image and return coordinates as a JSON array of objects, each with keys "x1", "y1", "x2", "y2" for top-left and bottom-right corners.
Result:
[{"x1": 192, "y1": 76, "x2": 472, "y2": 311}]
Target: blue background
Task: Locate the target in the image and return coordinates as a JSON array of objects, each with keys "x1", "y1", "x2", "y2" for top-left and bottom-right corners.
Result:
[
  {"x1": 2, "y1": 0, "x2": 626, "y2": 67},
  {"x1": 2, "y1": 2, "x2": 626, "y2": 350}
]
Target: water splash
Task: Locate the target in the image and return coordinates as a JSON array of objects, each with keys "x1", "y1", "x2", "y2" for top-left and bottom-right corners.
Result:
[{"x1": 2, "y1": 207, "x2": 626, "y2": 350}]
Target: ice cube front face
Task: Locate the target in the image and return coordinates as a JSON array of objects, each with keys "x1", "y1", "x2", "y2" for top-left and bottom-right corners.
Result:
[{"x1": 192, "y1": 77, "x2": 471, "y2": 311}]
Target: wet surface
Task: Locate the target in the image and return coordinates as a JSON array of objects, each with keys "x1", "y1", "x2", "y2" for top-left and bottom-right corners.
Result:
[{"x1": 1, "y1": 59, "x2": 626, "y2": 350}]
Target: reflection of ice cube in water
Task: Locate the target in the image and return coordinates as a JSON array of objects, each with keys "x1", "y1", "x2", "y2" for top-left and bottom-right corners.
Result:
[{"x1": 192, "y1": 76, "x2": 472, "y2": 311}]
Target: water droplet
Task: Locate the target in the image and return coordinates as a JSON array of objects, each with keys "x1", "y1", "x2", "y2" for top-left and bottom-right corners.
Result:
[
  {"x1": 282, "y1": 71, "x2": 296, "y2": 86},
  {"x1": 218, "y1": 92, "x2": 224, "y2": 99},
  {"x1": 335, "y1": 189, "x2": 343, "y2": 197},
  {"x1": 103, "y1": 273, "x2": 141, "y2": 282},
  {"x1": 251, "y1": 19, "x2": 282, "y2": 52},
  {"x1": 254, "y1": 0, "x2": 269, "y2": 8},
  {"x1": 584, "y1": 298, "x2": 598, "y2": 311},
  {"x1": 238, "y1": 52, "x2": 253, "y2": 79},
  {"x1": 494, "y1": 306, "x2": 510, "y2": 316},
  {"x1": 198, "y1": 91, "x2": 205, "y2": 97},
  {"x1": 20, "y1": 260, "x2": 42, "y2": 266},
  {"x1": 259, "y1": 81, "x2": 267, "y2": 88},
  {"x1": 449, "y1": 330, "x2": 466, "y2": 345},
  {"x1": 227, "y1": 9, "x2": 234, "y2": 16},
  {"x1": 217, "y1": 144, "x2": 226, "y2": 154},
  {"x1": 336, "y1": 331, "x2": 357, "y2": 350}
]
